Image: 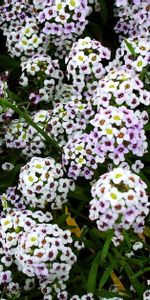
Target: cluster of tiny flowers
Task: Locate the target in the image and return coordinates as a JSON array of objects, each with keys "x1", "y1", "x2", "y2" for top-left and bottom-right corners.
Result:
[
  {"x1": 35, "y1": 0, "x2": 89, "y2": 56},
  {"x1": 107, "y1": 36, "x2": 150, "y2": 84},
  {"x1": 93, "y1": 69, "x2": 150, "y2": 109},
  {"x1": 4, "y1": 16, "x2": 49, "y2": 60},
  {"x1": 0, "y1": 209, "x2": 52, "y2": 298},
  {"x1": 66, "y1": 37, "x2": 111, "y2": 97},
  {"x1": 90, "y1": 105, "x2": 148, "y2": 165},
  {"x1": 5, "y1": 110, "x2": 51, "y2": 157},
  {"x1": 0, "y1": 209, "x2": 53, "y2": 255},
  {"x1": 0, "y1": 186, "x2": 26, "y2": 211},
  {"x1": 47, "y1": 96, "x2": 94, "y2": 146},
  {"x1": 62, "y1": 105, "x2": 148, "y2": 179},
  {"x1": 55, "y1": 292, "x2": 94, "y2": 300},
  {"x1": 20, "y1": 54, "x2": 63, "y2": 104},
  {"x1": 70, "y1": 293, "x2": 94, "y2": 300},
  {"x1": 0, "y1": 0, "x2": 33, "y2": 31},
  {"x1": 89, "y1": 167, "x2": 149, "y2": 246},
  {"x1": 62, "y1": 133, "x2": 105, "y2": 180},
  {"x1": 15, "y1": 224, "x2": 76, "y2": 296},
  {"x1": 18, "y1": 156, "x2": 75, "y2": 209},
  {"x1": 114, "y1": 1, "x2": 150, "y2": 40}
]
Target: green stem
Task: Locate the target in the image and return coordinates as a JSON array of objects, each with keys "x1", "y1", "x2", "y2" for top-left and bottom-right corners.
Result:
[{"x1": 0, "y1": 97, "x2": 61, "y2": 154}]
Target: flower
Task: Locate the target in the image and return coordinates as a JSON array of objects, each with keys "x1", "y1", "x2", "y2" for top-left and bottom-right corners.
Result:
[
  {"x1": 93, "y1": 69, "x2": 150, "y2": 109},
  {"x1": 35, "y1": 0, "x2": 89, "y2": 58},
  {"x1": 66, "y1": 37, "x2": 111, "y2": 97},
  {"x1": 20, "y1": 54, "x2": 63, "y2": 104},
  {"x1": 114, "y1": 1, "x2": 149, "y2": 40},
  {"x1": 90, "y1": 106, "x2": 147, "y2": 164},
  {"x1": 106, "y1": 36, "x2": 150, "y2": 88},
  {"x1": 15, "y1": 224, "x2": 76, "y2": 297},
  {"x1": 89, "y1": 167, "x2": 149, "y2": 245},
  {"x1": 62, "y1": 133, "x2": 105, "y2": 180},
  {"x1": 132, "y1": 241, "x2": 143, "y2": 251},
  {"x1": 0, "y1": 209, "x2": 52, "y2": 255},
  {"x1": 132, "y1": 160, "x2": 144, "y2": 173},
  {"x1": 18, "y1": 156, "x2": 74, "y2": 209},
  {"x1": 1, "y1": 162, "x2": 14, "y2": 171}
]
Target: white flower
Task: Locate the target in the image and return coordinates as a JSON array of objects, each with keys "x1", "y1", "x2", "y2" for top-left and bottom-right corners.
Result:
[
  {"x1": 133, "y1": 241, "x2": 143, "y2": 251},
  {"x1": 1, "y1": 162, "x2": 14, "y2": 171}
]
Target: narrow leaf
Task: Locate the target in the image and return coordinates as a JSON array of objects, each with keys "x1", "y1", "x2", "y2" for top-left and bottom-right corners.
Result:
[{"x1": 87, "y1": 250, "x2": 101, "y2": 293}]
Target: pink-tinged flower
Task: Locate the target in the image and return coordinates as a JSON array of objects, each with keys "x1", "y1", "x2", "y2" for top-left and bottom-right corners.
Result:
[{"x1": 89, "y1": 167, "x2": 149, "y2": 245}]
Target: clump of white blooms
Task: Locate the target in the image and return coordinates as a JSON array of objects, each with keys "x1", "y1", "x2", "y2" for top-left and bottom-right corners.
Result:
[
  {"x1": 93, "y1": 69, "x2": 150, "y2": 109},
  {"x1": 66, "y1": 37, "x2": 111, "y2": 97},
  {"x1": 89, "y1": 167, "x2": 149, "y2": 246},
  {"x1": 20, "y1": 54, "x2": 64, "y2": 104},
  {"x1": 0, "y1": 209, "x2": 53, "y2": 255},
  {"x1": 4, "y1": 16, "x2": 49, "y2": 60},
  {"x1": 0, "y1": 0, "x2": 33, "y2": 31},
  {"x1": 107, "y1": 36, "x2": 150, "y2": 85},
  {"x1": 62, "y1": 105, "x2": 148, "y2": 179},
  {"x1": 15, "y1": 224, "x2": 76, "y2": 296},
  {"x1": 0, "y1": 186, "x2": 26, "y2": 211},
  {"x1": 18, "y1": 156, "x2": 75, "y2": 209},
  {"x1": 47, "y1": 95, "x2": 94, "y2": 146},
  {"x1": 5, "y1": 110, "x2": 51, "y2": 157},
  {"x1": 62, "y1": 133, "x2": 103, "y2": 180},
  {"x1": 70, "y1": 293, "x2": 94, "y2": 300},
  {"x1": 35, "y1": 0, "x2": 89, "y2": 58},
  {"x1": 114, "y1": 1, "x2": 150, "y2": 40},
  {"x1": 90, "y1": 105, "x2": 148, "y2": 165}
]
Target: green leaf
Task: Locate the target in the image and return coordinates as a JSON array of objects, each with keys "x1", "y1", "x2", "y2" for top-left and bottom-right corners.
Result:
[
  {"x1": 69, "y1": 185, "x2": 90, "y2": 202},
  {"x1": 0, "y1": 55, "x2": 20, "y2": 69},
  {"x1": 124, "y1": 40, "x2": 136, "y2": 57},
  {"x1": 124, "y1": 263, "x2": 144, "y2": 298},
  {"x1": 0, "y1": 97, "x2": 61, "y2": 153},
  {"x1": 97, "y1": 289, "x2": 130, "y2": 299},
  {"x1": 131, "y1": 267, "x2": 150, "y2": 279},
  {"x1": 145, "y1": 124, "x2": 150, "y2": 131},
  {"x1": 98, "y1": 263, "x2": 115, "y2": 290},
  {"x1": 87, "y1": 250, "x2": 101, "y2": 293},
  {"x1": 100, "y1": 230, "x2": 113, "y2": 263}
]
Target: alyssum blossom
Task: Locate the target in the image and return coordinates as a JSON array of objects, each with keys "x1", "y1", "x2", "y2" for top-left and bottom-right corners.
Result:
[
  {"x1": 15, "y1": 224, "x2": 77, "y2": 296},
  {"x1": 89, "y1": 167, "x2": 149, "y2": 246},
  {"x1": 66, "y1": 36, "x2": 111, "y2": 97},
  {"x1": 18, "y1": 156, "x2": 75, "y2": 209}
]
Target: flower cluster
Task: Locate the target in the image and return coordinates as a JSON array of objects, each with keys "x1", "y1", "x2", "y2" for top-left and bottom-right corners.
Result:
[
  {"x1": 20, "y1": 54, "x2": 64, "y2": 104},
  {"x1": 62, "y1": 133, "x2": 105, "y2": 180},
  {"x1": 4, "y1": 16, "x2": 49, "y2": 60},
  {"x1": 0, "y1": 209, "x2": 53, "y2": 255},
  {"x1": 66, "y1": 37, "x2": 111, "y2": 97},
  {"x1": 15, "y1": 224, "x2": 76, "y2": 294},
  {"x1": 90, "y1": 106, "x2": 148, "y2": 165},
  {"x1": 107, "y1": 36, "x2": 150, "y2": 85},
  {"x1": 18, "y1": 156, "x2": 75, "y2": 209},
  {"x1": 47, "y1": 96, "x2": 94, "y2": 146},
  {"x1": 5, "y1": 110, "x2": 51, "y2": 156},
  {"x1": 35, "y1": 0, "x2": 89, "y2": 56},
  {"x1": 0, "y1": 0, "x2": 33, "y2": 31},
  {"x1": 62, "y1": 105, "x2": 148, "y2": 179},
  {"x1": 89, "y1": 167, "x2": 149, "y2": 245},
  {"x1": 0, "y1": 0, "x2": 150, "y2": 298},
  {"x1": 0, "y1": 186, "x2": 25, "y2": 211},
  {"x1": 93, "y1": 69, "x2": 150, "y2": 109},
  {"x1": 114, "y1": 1, "x2": 150, "y2": 40}
]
